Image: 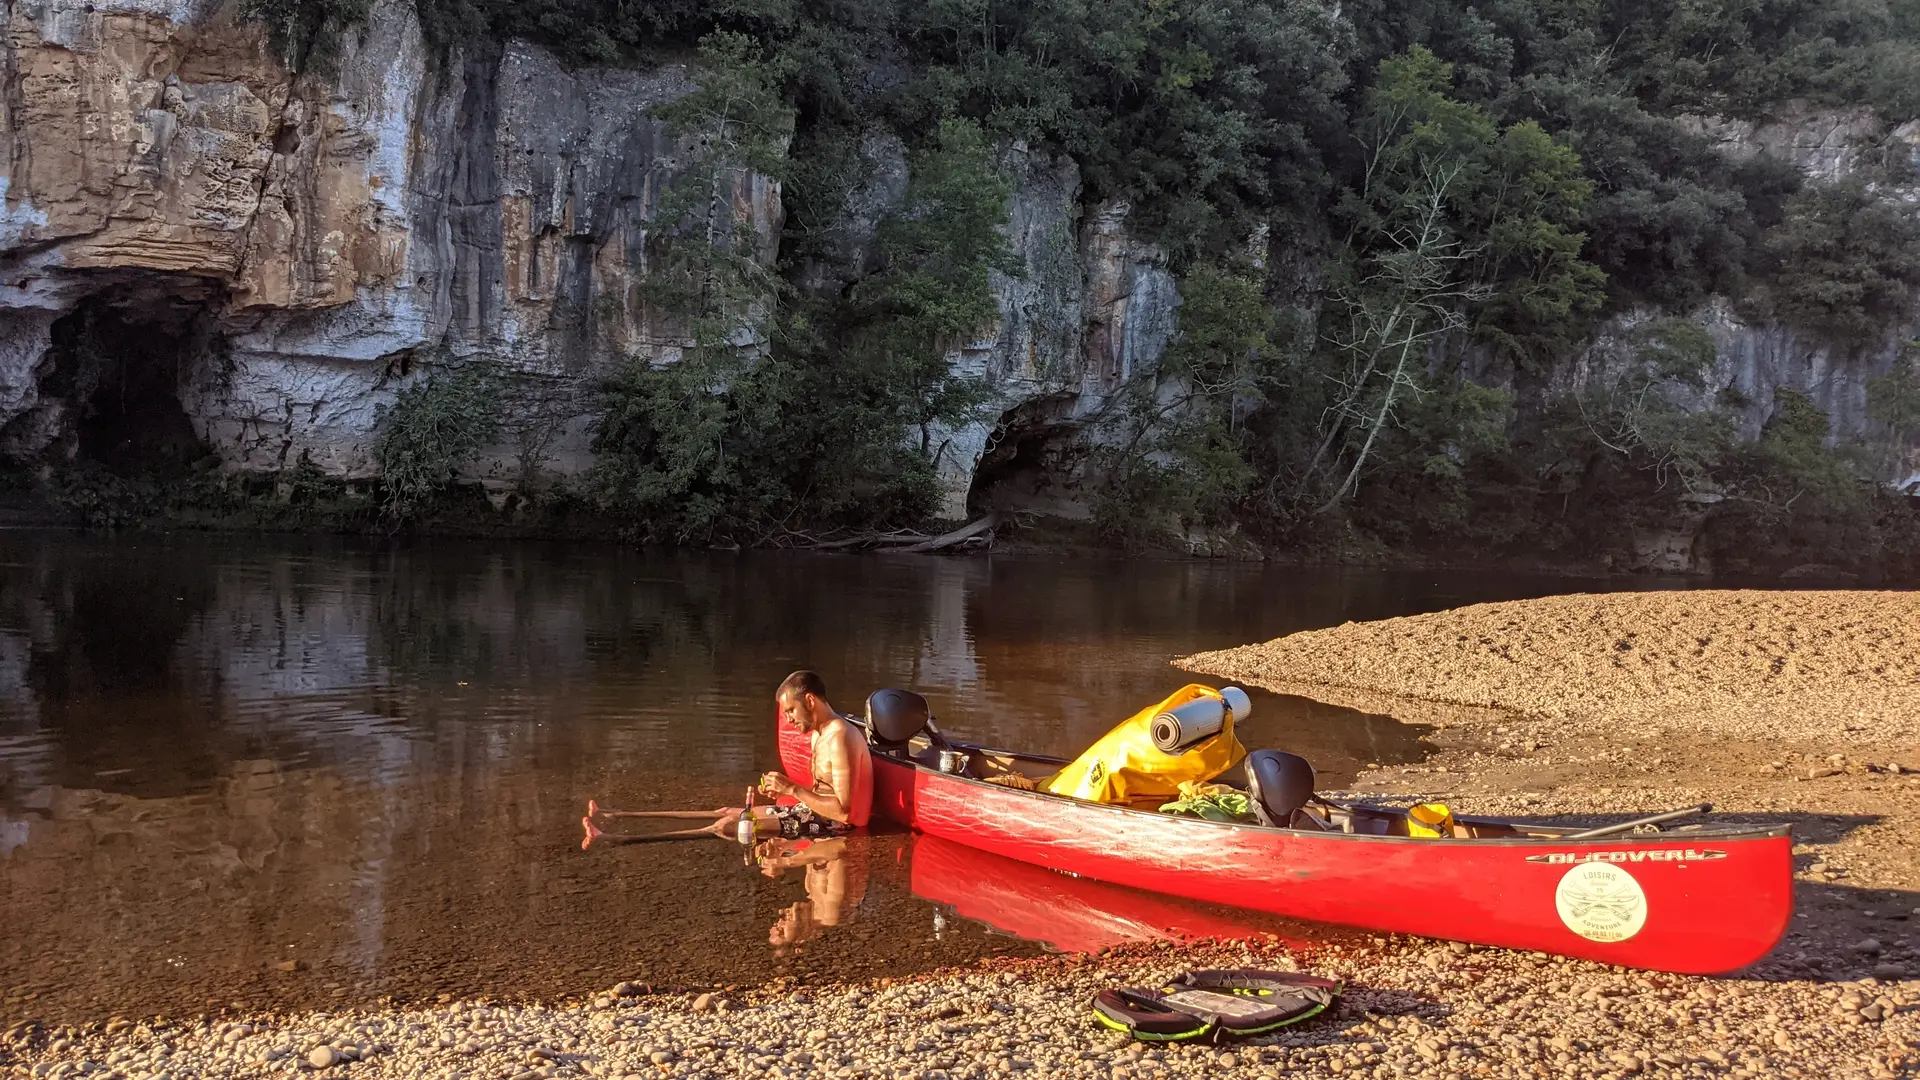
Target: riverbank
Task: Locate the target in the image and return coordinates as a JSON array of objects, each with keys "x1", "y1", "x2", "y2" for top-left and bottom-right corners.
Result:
[
  {"x1": 8, "y1": 470, "x2": 1914, "y2": 583},
  {"x1": 4, "y1": 934, "x2": 1914, "y2": 1080}
]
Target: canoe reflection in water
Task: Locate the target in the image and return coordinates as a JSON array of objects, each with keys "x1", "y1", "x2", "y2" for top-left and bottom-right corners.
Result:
[
  {"x1": 754, "y1": 837, "x2": 870, "y2": 955},
  {"x1": 906, "y1": 833, "x2": 1298, "y2": 955},
  {"x1": 746, "y1": 831, "x2": 1314, "y2": 961}
]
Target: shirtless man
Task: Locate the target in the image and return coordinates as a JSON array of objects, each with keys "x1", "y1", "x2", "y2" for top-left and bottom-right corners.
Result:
[
  {"x1": 759, "y1": 669, "x2": 873, "y2": 836},
  {"x1": 582, "y1": 670, "x2": 872, "y2": 847}
]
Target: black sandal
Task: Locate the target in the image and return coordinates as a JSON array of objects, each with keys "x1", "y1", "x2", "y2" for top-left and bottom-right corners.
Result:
[{"x1": 1092, "y1": 968, "x2": 1341, "y2": 1043}]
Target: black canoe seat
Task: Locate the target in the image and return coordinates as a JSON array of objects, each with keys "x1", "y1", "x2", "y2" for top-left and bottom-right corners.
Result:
[
  {"x1": 866, "y1": 688, "x2": 938, "y2": 757},
  {"x1": 1244, "y1": 750, "x2": 1316, "y2": 829}
]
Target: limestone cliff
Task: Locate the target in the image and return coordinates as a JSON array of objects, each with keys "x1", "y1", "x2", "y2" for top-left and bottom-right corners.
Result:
[
  {"x1": 0, "y1": 0, "x2": 784, "y2": 488},
  {"x1": 0, "y1": 0, "x2": 1176, "y2": 515},
  {"x1": 1565, "y1": 107, "x2": 1920, "y2": 451}
]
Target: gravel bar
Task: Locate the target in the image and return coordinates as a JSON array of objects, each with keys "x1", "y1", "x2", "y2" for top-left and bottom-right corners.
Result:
[{"x1": 4, "y1": 938, "x2": 1916, "y2": 1080}]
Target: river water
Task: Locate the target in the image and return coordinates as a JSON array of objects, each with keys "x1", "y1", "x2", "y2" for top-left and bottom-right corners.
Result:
[{"x1": 0, "y1": 531, "x2": 1663, "y2": 1023}]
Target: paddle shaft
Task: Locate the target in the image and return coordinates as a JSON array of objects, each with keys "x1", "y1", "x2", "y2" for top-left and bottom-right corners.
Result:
[{"x1": 1562, "y1": 803, "x2": 1712, "y2": 840}]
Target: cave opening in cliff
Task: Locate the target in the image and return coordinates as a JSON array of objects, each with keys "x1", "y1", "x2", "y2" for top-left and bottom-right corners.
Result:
[
  {"x1": 43, "y1": 286, "x2": 218, "y2": 473},
  {"x1": 965, "y1": 400, "x2": 1092, "y2": 522}
]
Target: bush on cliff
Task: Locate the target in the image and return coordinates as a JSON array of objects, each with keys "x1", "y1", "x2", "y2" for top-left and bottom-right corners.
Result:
[{"x1": 373, "y1": 359, "x2": 505, "y2": 522}]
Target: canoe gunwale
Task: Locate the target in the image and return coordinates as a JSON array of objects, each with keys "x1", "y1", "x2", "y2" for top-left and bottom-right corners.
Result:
[{"x1": 897, "y1": 738, "x2": 1791, "y2": 849}]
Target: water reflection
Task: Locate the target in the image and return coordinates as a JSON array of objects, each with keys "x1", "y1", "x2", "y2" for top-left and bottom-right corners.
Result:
[
  {"x1": 0, "y1": 530, "x2": 1648, "y2": 1023},
  {"x1": 755, "y1": 837, "x2": 872, "y2": 956},
  {"x1": 908, "y1": 834, "x2": 1312, "y2": 955}
]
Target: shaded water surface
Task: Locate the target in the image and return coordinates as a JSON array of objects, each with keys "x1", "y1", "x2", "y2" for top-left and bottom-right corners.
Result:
[{"x1": 0, "y1": 532, "x2": 1648, "y2": 1022}]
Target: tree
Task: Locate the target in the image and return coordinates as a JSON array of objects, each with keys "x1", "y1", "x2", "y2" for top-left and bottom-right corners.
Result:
[
  {"x1": 1566, "y1": 318, "x2": 1731, "y2": 494},
  {"x1": 844, "y1": 117, "x2": 1016, "y2": 454},
  {"x1": 590, "y1": 32, "x2": 796, "y2": 541},
  {"x1": 1868, "y1": 341, "x2": 1920, "y2": 481},
  {"x1": 1300, "y1": 47, "x2": 1602, "y2": 512},
  {"x1": 1758, "y1": 179, "x2": 1920, "y2": 351},
  {"x1": 1091, "y1": 261, "x2": 1290, "y2": 546}
]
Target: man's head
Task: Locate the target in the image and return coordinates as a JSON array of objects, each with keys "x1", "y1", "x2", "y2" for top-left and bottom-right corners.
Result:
[{"x1": 776, "y1": 670, "x2": 834, "y2": 732}]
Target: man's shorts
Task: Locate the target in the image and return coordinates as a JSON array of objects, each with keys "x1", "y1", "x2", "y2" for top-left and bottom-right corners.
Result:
[{"x1": 770, "y1": 804, "x2": 852, "y2": 839}]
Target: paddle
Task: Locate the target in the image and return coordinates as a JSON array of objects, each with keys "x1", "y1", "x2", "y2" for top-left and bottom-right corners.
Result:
[{"x1": 1562, "y1": 803, "x2": 1713, "y2": 840}]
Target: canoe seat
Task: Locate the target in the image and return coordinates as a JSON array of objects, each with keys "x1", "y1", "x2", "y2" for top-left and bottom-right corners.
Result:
[
  {"x1": 1245, "y1": 750, "x2": 1315, "y2": 828},
  {"x1": 866, "y1": 688, "x2": 932, "y2": 751}
]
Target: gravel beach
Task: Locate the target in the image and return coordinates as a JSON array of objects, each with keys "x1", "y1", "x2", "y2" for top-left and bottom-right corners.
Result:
[
  {"x1": 10, "y1": 588, "x2": 1920, "y2": 1080},
  {"x1": 1178, "y1": 589, "x2": 1920, "y2": 746},
  {"x1": 4, "y1": 936, "x2": 1916, "y2": 1080}
]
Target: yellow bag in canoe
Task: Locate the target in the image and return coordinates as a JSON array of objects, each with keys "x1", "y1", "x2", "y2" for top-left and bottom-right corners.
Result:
[
  {"x1": 1041, "y1": 685, "x2": 1248, "y2": 804},
  {"x1": 1407, "y1": 802, "x2": 1455, "y2": 838}
]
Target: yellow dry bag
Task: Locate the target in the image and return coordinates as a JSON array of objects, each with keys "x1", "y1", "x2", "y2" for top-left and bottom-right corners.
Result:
[
  {"x1": 1407, "y1": 802, "x2": 1455, "y2": 838},
  {"x1": 1041, "y1": 684, "x2": 1249, "y2": 804}
]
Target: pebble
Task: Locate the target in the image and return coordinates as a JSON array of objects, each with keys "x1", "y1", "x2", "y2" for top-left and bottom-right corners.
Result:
[
  {"x1": 691, "y1": 993, "x2": 714, "y2": 1012},
  {"x1": 307, "y1": 1045, "x2": 338, "y2": 1069}
]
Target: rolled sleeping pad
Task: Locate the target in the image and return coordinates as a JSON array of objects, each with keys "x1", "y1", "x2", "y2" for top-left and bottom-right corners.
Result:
[{"x1": 1151, "y1": 687, "x2": 1252, "y2": 754}]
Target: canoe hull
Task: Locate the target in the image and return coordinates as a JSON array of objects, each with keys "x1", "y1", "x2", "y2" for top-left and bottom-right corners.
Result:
[{"x1": 780, "y1": 725, "x2": 1791, "y2": 974}]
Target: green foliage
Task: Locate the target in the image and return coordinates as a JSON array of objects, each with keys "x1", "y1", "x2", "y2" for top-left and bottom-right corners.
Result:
[
  {"x1": 1340, "y1": 47, "x2": 1604, "y2": 372},
  {"x1": 589, "y1": 345, "x2": 946, "y2": 543},
  {"x1": 1600, "y1": 0, "x2": 1920, "y2": 119},
  {"x1": 1278, "y1": 47, "x2": 1602, "y2": 526},
  {"x1": 1868, "y1": 342, "x2": 1920, "y2": 476},
  {"x1": 844, "y1": 118, "x2": 1015, "y2": 445},
  {"x1": 1701, "y1": 388, "x2": 1884, "y2": 565},
  {"x1": 1757, "y1": 179, "x2": 1920, "y2": 350},
  {"x1": 240, "y1": 0, "x2": 1920, "y2": 572},
  {"x1": 1559, "y1": 317, "x2": 1733, "y2": 493},
  {"x1": 1091, "y1": 262, "x2": 1288, "y2": 548},
  {"x1": 374, "y1": 360, "x2": 505, "y2": 521},
  {"x1": 885, "y1": 0, "x2": 1350, "y2": 256},
  {"x1": 590, "y1": 48, "x2": 1013, "y2": 542},
  {"x1": 44, "y1": 465, "x2": 170, "y2": 530},
  {"x1": 241, "y1": 0, "x2": 372, "y2": 72},
  {"x1": 654, "y1": 31, "x2": 794, "y2": 180},
  {"x1": 1158, "y1": 789, "x2": 1251, "y2": 821}
]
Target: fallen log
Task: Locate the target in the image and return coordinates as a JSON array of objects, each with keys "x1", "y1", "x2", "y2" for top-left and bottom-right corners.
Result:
[{"x1": 897, "y1": 513, "x2": 1004, "y2": 553}]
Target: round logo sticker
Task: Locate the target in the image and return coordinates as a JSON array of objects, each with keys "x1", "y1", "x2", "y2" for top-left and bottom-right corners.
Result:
[{"x1": 1555, "y1": 862, "x2": 1648, "y2": 942}]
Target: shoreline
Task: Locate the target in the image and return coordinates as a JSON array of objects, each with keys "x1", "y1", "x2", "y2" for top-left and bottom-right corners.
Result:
[
  {"x1": 1170, "y1": 588, "x2": 1920, "y2": 1069},
  {"x1": 3, "y1": 935, "x2": 1914, "y2": 1080},
  {"x1": 0, "y1": 511, "x2": 1894, "y2": 588}
]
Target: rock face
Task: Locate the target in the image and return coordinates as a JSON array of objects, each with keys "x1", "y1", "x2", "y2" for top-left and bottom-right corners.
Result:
[
  {"x1": 1546, "y1": 107, "x2": 1920, "y2": 571},
  {"x1": 0, "y1": 0, "x2": 782, "y2": 485},
  {"x1": 1564, "y1": 108, "x2": 1920, "y2": 450},
  {"x1": 0, "y1": 1, "x2": 1171, "y2": 513},
  {"x1": 927, "y1": 149, "x2": 1178, "y2": 519}
]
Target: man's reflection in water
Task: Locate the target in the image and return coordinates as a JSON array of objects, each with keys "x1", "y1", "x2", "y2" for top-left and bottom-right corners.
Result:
[{"x1": 753, "y1": 835, "x2": 869, "y2": 956}]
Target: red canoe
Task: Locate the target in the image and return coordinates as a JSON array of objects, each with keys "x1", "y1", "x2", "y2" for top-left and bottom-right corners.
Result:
[{"x1": 781, "y1": 719, "x2": 1792, "y2": 974}]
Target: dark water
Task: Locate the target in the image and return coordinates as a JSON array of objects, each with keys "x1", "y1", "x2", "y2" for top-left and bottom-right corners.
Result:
[{"x1": 0, "y1": 531, "x2": 1660, "y2": 1023}]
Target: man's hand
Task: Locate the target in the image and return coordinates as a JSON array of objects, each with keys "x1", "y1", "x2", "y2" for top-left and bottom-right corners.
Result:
[{"x1": 759, "y1": 771, "x2": 796, "y2": 797}]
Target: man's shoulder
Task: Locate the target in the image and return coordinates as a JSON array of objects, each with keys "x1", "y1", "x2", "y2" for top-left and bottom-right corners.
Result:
[{"x1": 826, "y1": 714, "x2": 871, "y2": 753}]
